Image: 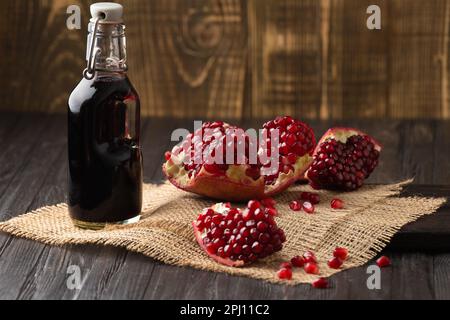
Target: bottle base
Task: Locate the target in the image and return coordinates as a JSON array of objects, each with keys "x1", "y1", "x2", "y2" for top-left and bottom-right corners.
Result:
[{"x1": 71, "y1": 215, "x2": 141, "y2": 230}]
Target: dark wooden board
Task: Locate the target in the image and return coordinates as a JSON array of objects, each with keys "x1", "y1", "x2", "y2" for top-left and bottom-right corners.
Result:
[{"x1": 1, "y1": 113, "x2": 450, "y2": 300}]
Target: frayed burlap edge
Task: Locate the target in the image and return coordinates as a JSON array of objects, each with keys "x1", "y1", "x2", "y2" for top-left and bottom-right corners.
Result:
[{"x1": 0, "y1": 180, "x2": 446, "y2": 285}]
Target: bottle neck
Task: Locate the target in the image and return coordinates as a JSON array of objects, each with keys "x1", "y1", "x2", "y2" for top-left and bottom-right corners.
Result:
[{"x1": 86, "y1": 20, "x2": 127, "y2": 74}]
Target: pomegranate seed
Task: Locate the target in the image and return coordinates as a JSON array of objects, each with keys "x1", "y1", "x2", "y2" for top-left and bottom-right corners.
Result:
[
  {"x1": 290, "y1": 256, "x2": 305, "y2": 267},
  {"x1": 303, "y1": 251, "x2": 317, "y2": 263},
  {"x1": 304, "y1": 262, "x2": 319, "y2": 274},
  {"x1": 312, "y1": 277, "x2": 328, "y2": 289},
  {"x1": 277, "y1": 268, "x2": 292, "y2": 280},
  {"x1": 261, "y1": 198, "x2": 276, "y2": 208},
  {"x1": 247, "y1": 200, "x2": 261, "y2": 211},
  {"x1": 302, "y1": 201, "x2": 315, "y2": 214},
  {"x1": 289, "y1": 200, "x2": 302, "y2": 211},
  {"x1": 164, "y1": 151, "x2": 171, "y2": 161},
  {"x1": 280, "y1": 262, "x2": 292, "y2": 269},
  {"x1": 308, "y1": 193, "x2": 320, "y2": 204},
  {"x1": 265, "y1": 207, "x2": 278, "y2": 216},
  {"x1": 327, "y1": 257, "x2": 343, "y2": 269},
  {"x1": 331, "y1": 198, "x2": 344, "y2": 209},
  {"x1": 376, "y1": 256, "x2": 391, "y2": 268},
  {"x1": 300, "y1": 192, "x2": 311, "y2": 200},
  {"x1": 333, "y1": 247, "x2": 348, "y2": 260}
]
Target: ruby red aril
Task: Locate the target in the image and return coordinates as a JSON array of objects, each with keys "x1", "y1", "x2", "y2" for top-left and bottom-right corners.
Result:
[
  {"x1": 331, "y1": 198, "x2": 344, "y2": 209},
  {"x1": 312, "y1": 277, "x2": 328, "y2": 289},
  {"x1": 376, "y1": 256, "x2": 391, "y2": 268},
  {"x1": 306, "y1": 127, "x2": 381, "y2": 191},
  {"x1": 280, "y1": 262, "x2": 292, "y2": 269},
  {"x1": 290, "y1": 255, "x2": 305, "y2": 268},
  {"x1": 300, "y1": 192, "x2": 311, "y2": 200},
  {"x1": 164, "y1": 151, "x2": 171, "y2": 161},
  {"x1": 302, "y1": 201, "x2": 315, "y2": 214},
  {"x1": 333, "y1": 247, "x2": 348, "y2": 260},
  {"x1": 277, "y1": 267, "x2": 293, "y2": 280},
  {"x1": 193, "y1": 201, "x2": 286, "y2": 267},
  {"x1": 303, "y1": 251, "x2": 317, "y2": 264},
  {"x1": 289, "y1": 200, "x2": 302, "y2": 211},
  {"x1": 308, "y1": 193, "x2": 320, "y2": 205},
  {"x1": 261, "y1": 198, "x2": 276, "y2": 208},
  {"x1": 163, "y1": 116, "x2": 316, "y2": 202},
  {"x1": 327, "y1": 257, "x2": 343, "y2": 269},
  {"x1": 304, "y1": 262, "x2": 319, "y2": 274}
]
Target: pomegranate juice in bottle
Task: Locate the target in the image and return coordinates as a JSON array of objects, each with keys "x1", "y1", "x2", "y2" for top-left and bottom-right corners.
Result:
[{"x1": 68, "y1": 3, "x2": 142, "y2": 229}]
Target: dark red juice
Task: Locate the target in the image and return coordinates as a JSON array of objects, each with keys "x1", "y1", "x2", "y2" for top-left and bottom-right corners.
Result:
[{"x1": 68, "y1": 75, "x2": 143, "y2": 228}]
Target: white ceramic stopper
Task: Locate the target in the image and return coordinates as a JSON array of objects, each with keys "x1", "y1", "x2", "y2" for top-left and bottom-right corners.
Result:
[{"x1": 90, "y1": 2, "x2": 123, "y2": 22}]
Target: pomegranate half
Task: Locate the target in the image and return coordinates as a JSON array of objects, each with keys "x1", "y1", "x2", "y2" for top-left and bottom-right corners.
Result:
[
  {"x1": 306, "y1": 127, "x2": 381, "y2": 191},
  {"x1": 163, "y1": 116, "x2": 315, "y2": 201}
]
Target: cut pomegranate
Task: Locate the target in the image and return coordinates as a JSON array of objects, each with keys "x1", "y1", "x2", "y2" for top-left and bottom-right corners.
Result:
[
  {"x1": 327, "y1": 257, "x2": 343, "y2": 269},
  {"x1": 304, "y1": 262, "x2": 319, "y2": 274},
  {"x1": 331, "y1": 198, "x2": 344, "y2": 209},
  {"x1": 290, "y1": 255, "x2": 305, "y2": 268},
  {"x1": 289, "y1": 200, "x2": 302, "y2": 211},
  {"x1": 302, "y1": 201, "x2": 315, "y2": 214},
  {"x1": 193, "y1": 202, "x2": 286, "y2": 267},
  {"x1": 333, "y1": 247, "x2": 348, "y2": 260},
  {"x1": 376, "y1": 256, "x2": 391, "y2": 268},
  {"x1": 163, "y1": 116, "x2": 315, "y2": 201},
  {"x1": 312, "y1": 277, "x2": 328, "y2": 289},
  {"x1": 277, "y1": 267, "x2": 293, "y2": 280},
  {"x1": 306, "y1": 127, "x2": 381, "y2": 191}
]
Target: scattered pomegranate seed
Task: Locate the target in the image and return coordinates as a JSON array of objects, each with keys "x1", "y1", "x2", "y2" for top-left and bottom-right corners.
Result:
[
  {"x1": 331, "y1": 198, "x2": 344, "y2": 209},
  {"x1": 302, "y1": 201, "x2": 315, "y2": 214},
  {"x1": 312, "y1": 277, "x2": 328, "y2": 289},
  {"x1": 261, "y1": 198, "x2": 276, "y2": 208},
  {"x1": 303, "y1": 251, "x2": 317, "y2": 263},
  {"x1": 308, "y1": 193, "x2": 320, "y2": 205},
  {"x1": 164, "y1": 151, "x2": 171, "y2": 161},
  {"x1": 247, "y1": 200, "x2": 261, "y2": 211},
  {"x1": 376, "y1": 256, "x2": 391, "y2": 268},
  {"x1": 290, "y1": 255, "x2": 305, "y2": 268},
  {"x1": 327, "y1": 257, "x2": 343, "y2": 269},
  {"x1": 304, "y1": 262, "x2": 319, "y2": 274},
  {"x1": 289, "y1": 200, "x2": 302, "y2": 211},
  {"x1": 280, "y1": 262, "x2": 292, "y2": 269},
  {"x1": 333, "y1": 247, "x2": 348, "y2": 260},
  {"x1": 300, "y1": 192, "x2": 311, "y2": 200},
  {"x1": 277, "y1": 267, "x2": 292, "y2": 280}
]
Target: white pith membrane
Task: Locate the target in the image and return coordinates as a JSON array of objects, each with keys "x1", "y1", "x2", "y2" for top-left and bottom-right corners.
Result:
[
  {"x1": 164, "y1": 150, "x2": 313, "y2": 192},
  {"x1": 319, "y1": 128, "x2": 381, "y2": 151}
]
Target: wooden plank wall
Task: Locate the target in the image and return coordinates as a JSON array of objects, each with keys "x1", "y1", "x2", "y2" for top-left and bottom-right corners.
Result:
[{"x1": 0, "y1": 0, "x2": 448, "y2": 119}]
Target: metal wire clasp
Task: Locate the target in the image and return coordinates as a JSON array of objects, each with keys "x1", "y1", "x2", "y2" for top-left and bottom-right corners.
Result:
[{"x1": 83, "y1": 17, "x2": 102, "y2": 80}]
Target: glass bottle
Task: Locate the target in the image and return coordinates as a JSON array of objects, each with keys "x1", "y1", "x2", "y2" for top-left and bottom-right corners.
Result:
[{"x1": 68, "y1": 3, "x2": 143, "y2": 229}]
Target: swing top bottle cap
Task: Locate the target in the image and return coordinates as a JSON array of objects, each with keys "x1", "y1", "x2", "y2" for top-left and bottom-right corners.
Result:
[{"x1": 90, "y1": 2, "x2": 123, "y2": 23}]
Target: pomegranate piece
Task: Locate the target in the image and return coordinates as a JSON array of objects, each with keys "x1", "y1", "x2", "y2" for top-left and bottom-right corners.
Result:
[
  {"x1": 277, "y1": 267, "x2": 293, "y2": 280},
  {"x1": 306, "y1": 127, "x2": 382, "y2": 191},
  {"x1": 327, "y1": 257, "x2": 343, "y2": 269},
  {"x1": 280, "y1": 262, "x2": 292, "y2": 269},
  {"x1": 289, "y1": 200, "x2": 302, "y2": 211},
  {"x1": 333, "y1": 247, "x2": 348, "y2": 260},
  {"x1": 312, "y1": 277, "x2": 328, "y2": 289},
  {"x1": 376, "y1": 256, "x2": 391, "y2": 268},
  {"x1": 290, "y1": 255, "x2": 305, "y2": 268},
  {"x1": 304, "y1": 262, "x2": 320, "y2": 274},
  {"x1": 193, "y1": 201, "x2": 286, "y2": 267},
  {"x1": 302, "y1": 201, "x2": 315, "y2": 214},
  {"x1": 163, "y1": 117, "x2": 315, "y2": 202},
  {"x1": 331, "y1": 198, "x2": 344, "y2": 209}
]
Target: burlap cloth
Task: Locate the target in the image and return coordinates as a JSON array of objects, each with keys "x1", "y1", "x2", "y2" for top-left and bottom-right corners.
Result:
[{"x1": 0, "y1": 180, "x2": 446, "y2": 285}]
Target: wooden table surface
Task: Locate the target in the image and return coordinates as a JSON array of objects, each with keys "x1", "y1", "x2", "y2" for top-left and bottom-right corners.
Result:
[{"x1": 0, "y1": 112, "x2": 449, "y2": 300}]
